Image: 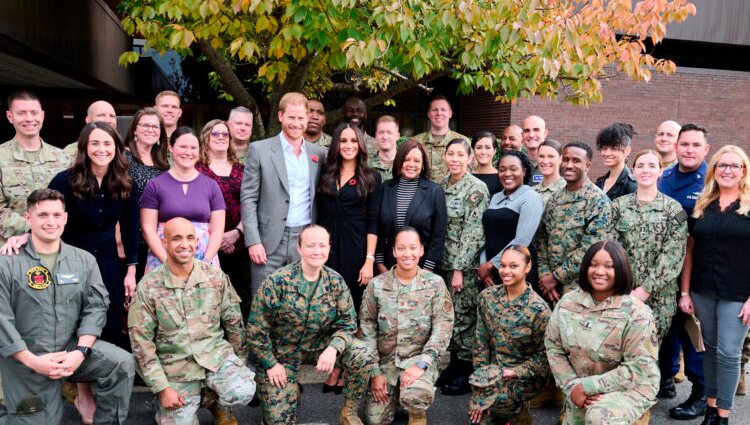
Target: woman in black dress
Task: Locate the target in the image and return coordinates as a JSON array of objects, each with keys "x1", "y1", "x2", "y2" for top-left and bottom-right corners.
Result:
[
  {"x1": 471, "y1": 131, "x2": 502, "y2": 196},
  {"x1": 318, "y1": 122, "x2": 382, "y2": 312},
  {"x1": 477, "y1": 151, "x2": 544, "y2": 289}
]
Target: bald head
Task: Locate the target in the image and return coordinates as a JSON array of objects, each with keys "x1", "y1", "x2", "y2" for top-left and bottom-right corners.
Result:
[
  {"x1": 500, "y1": 125, "x2": 523, "y2": 153},
  {"x1": 162, "y1": 217, "x2": 197, "y2": 266},
  {"x1": 521, "y1": 115, "x2": 548, "y2": 152},
  {"x1": 86, "y1": 100, "x2": 117, "y2": 129},
  {"x1": 654, "y1": 120, "x2": 681, "y2": 158}
]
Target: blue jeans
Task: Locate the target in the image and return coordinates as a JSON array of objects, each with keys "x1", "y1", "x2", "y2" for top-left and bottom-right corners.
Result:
[
  {"x1": 692, "y1": 291, "x2": 750, "y2": 410},
  {"x1": 659, "y1": 309, "x2": 705, "y2": 387}
]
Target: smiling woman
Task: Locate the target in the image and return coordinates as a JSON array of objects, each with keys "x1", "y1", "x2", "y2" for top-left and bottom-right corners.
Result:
[{"x1": 140, "y1": 126, "x2": 226, "y2": 274}]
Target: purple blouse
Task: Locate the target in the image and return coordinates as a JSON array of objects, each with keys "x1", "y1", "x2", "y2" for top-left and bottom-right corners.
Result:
[{"x1": 140, "y1": 171, "x2": 225, "y2": 223}]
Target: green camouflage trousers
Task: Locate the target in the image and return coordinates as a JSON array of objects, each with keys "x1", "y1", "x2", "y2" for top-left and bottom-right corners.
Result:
[
  {"x1": 562, "y1": 390, "x2": 652, "y2": 425},
  {"x1": 257, "y1": 338, "x2": 373, "y2": 424},
  {"x1": 360, "y1": 362, "x2": 438, "y2": 425},
  {"x1": 468, "y1": 366, "x2": 549, "y2": 422},
  {"x1": 440, "y1": 269, "x2": 481, "y2": 362},
  {"x1": 155, "y1": 354, "x2": 256, "y2": 425}
]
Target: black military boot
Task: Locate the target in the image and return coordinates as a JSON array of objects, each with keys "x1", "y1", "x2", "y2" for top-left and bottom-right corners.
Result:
[
  {"x1": 670, "y1": 384, "x2": 707, "y2": 420},
  {"x1": 700, "y1": 406, "x2": 718, "y2": 425},
  {"x1": 435, "y1": 350, "x2": 459, "y2": 387},
  {"x1": 441, "y1": 359, "x2": 472, "y2": 396},
  {"x1": 657, "y1": 377, "x2": 677, "y2": 399}
]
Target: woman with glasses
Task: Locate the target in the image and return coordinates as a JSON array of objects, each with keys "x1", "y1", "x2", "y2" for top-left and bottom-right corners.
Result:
[
  {"x1": 595, "y1": 123, "x2": 637, "y2": 201},
  {"x1": 141, "y1": 126, "x2": 225, "y2": 273},
  {"x1": 196, "y1": 119, "x2": 251, "y2": 318},
  {"x1": 679, "y1": 145, "x2": 750, "y2": 425},
  {"x1": 123, "y1": 107, "x2": 169, "y2": 279}
]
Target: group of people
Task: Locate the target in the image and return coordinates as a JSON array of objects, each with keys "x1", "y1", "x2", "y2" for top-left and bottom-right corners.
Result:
[{"x1": 0, "y1": 88, "x2": 748, "y2": 425}]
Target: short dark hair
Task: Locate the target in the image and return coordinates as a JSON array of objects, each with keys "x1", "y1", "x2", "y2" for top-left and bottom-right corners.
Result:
[
  {"x1": 394, "y1": 226, "x2": 423, "y2": 245},
  {"x1": 578, "y1": 240, "x2": 633, "y2": 296},
  {"x1": 393, "y1": 139, "x2": 430, "y2": 180},
  {"x1": 539, "y1": 139, "x2": 563, "y2": 155},
  {"x1": 445, "y1": 138, "x2": 472, "y2": 155},
  {"x1": 471, "y1": 131, "x2": 497, "y2": 150},
  {"x1": 595, "y1": 123, "x2": 632, "y2": 150},
  {"x1": 7, "y1": 90, "x2": 40, "y2": 110},
  {"x1": 679, "y1": 123, "x2": 709, "y2": 142},
  {"x1": 169, "y1": 126, "x2": 198, "y2": 146},
  {"x1": 27, "y1": 188, "x2": 65, "y2": 211},
  {"x1": 564, "y1": 141, "x2": 594, "y2": 161},
  {"x1": 497, "y1": 150, "x2": 533, "y2": 185}
]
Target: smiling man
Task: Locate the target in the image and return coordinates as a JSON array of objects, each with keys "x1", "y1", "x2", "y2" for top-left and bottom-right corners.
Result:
[
  {"x1": 413, "y1": 96, "x2": 468, "y2": 183},
  {"x1": 155, "y1": 91, "x2": 182, "y2": 138},
  {"x1": 534, "y1": 142, "x2": 611, "y2": 302},
  {"x1": 0, "y1": 188, "x2": 134, "y2": 424},
  {"x1": 654, "y1": 120, "x2": 681, "y2": 168},
  {"x1": 227, "y1": 106, "x2": 254, "y2": 165},
  {"x1": 521, "y1": 115, "x2": 549, "y2": 185},
  {"x1": 0, "y1": 91, "x2": 69, "y2": 246},
  {"x1": 240, "y1": 92, "x2": 326, "y2": 296}
]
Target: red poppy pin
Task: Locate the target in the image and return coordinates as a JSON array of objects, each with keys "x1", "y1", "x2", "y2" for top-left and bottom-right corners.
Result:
[
  {"x1": 349, "y1": 178, "x2": 357, "y2": 186},
  {"x1": 311, "y1": 155, "x2": 319, "y2": 163}
]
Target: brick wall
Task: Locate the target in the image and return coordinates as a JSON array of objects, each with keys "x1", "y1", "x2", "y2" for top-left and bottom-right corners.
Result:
[{"x1": 506, "y1": 68, "x2": 750, "y2": 178}]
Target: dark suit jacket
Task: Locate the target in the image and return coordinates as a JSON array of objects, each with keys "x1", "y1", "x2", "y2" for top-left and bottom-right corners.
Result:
[
  {"x1": 240, "y1": 134, "x2": 326, "y2": 254},
  {"x1": 377, "y1": 177, "x2": 447, "y2": 269}
]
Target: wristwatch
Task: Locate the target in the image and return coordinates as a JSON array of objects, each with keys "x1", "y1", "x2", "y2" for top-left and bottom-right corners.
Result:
[
  {"x1": 75, "y1": 346, "x2": 92, "y2": 359},
  {"x1": 416, "y1": 360, "x2": 429, "y2": 370}
]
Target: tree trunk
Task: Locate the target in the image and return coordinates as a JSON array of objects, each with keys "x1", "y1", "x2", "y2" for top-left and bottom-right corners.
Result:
[
  {"x1": 196, "y1": 39, "x2": 266, "y2": 139},
  {"x1": 266, "y1": 55, "x2": 315, "y2": 135}
]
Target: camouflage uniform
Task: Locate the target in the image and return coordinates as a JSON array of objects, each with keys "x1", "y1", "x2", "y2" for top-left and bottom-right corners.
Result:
[
  {"x1": 545, "y1": 289, "x2": 659, "y2": 425},
  {"x1": 347, "y1": 267, "x2": 454, "y2": 424},
  {"x1": 534, "y1": 178, "x2": 566, "y2": 207},
  {"x1": 246, "y1": 261, "x2": 372, "y2": 424},
  {"x1": 469, "y1": 285, "x2": 551, "y2": 422},
  {"x1": 235, "y1": 144, "x2": 249, "y2": 166},
  {"x1": 439, "y1": 173, "x2": 488, "y2": 362},
  {"x1": 412, "y1": 130, "x2": 469, "y2": 183},
  {"x1": 535, "y1": 180, "x2": 611, "y2": 293},
  {"x1": 0, "y1": 138, "x2": 69, "y2": 245},
  {"x1": 368, "y1": 149, "x2": 394, "y2": 182},
  {"x1": 610, "y1": 192, "x2": 688, "y2": 341},
  {"x1": 128, "y1": 260, "x2": 256, "y2": 424},
  {"x1": 308, "y1": 132, "x2": 332, "y2": 151}
]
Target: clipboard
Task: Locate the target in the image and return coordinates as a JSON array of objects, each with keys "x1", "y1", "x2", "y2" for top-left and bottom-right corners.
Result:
[{"x1": 684, "y1": 314, "x2": 705, "y2": 352}]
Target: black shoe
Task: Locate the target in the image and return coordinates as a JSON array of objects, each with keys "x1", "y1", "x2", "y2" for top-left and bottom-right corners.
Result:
[
  {"x1": 700, "y1": 406, "x2": 718, "y2": 425},
  {"x1": 436, "y1": 351, "x2": 459, "y2": 387},
  {"x1": 657, "y1": 378, "x2": 677, "y2": 399},
  {"x1": 441, "y1": 360, "x2": 472, "y2": 396},
  {"x1": 670, "y1": 391, "x2": 707, "y2": 420},
  {"x1": 715, "y1": 416, "x2": 728, "y2": 425}
]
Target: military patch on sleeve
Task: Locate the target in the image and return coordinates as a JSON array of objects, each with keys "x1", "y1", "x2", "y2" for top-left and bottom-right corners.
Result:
[
  {"x1": 27, "y1": 266, "x2": 52, "y2": 290},
  {"x1": 442, "y1": 298, "x2": 454, "y2": 314},
  {"x1": 673, "y1": 210, "x2": 688, "y2": 223}
]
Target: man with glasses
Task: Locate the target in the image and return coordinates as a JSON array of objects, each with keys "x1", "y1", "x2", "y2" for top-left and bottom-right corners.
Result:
[
  {"x1": 0, "y1": 91, "x2": 69, "y2": 246},
  {"x1": 658, "y1": 123, "x2": 710, "y2": 420}
]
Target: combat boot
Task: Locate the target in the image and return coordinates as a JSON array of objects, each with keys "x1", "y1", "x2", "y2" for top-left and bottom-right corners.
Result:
[
  {"x1": 737, "y1": 370, "x2": 746, "y2": 396},
  {"x1": 208, "y1": 403, "x2": 238, "y2": 425},
  {"x1": 407, "y1": 412, "x2": 427, "y2": 425},
  {"x1": 530, "y1": 383, "x2": 563, "y2": 408},
  {"x1": 61, "y1": 381, "x2": 78, "y2": 404},
  {"x1": 674, "y1": 352, "x2": 686, "y2": 383},
  {"x1": 509, "y1": 402, "x2": 532, "y2": 425},
  {"x1": 441, "y1": 359, "x2": 472, "y2": 396},
  {"x1": 436, "y1": 351, "x2": 459, "y2": 387},
  {"x1": 339, "y1": 399, "x2": 364, "y2": 425}
]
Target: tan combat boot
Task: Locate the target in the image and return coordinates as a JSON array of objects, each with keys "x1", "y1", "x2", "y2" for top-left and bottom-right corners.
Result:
[
  {"x1": 674, "y1": 352, "x2": 686, "y2": 383},
  {"x1": 632, "y1": 409, "x2": 651, "y2": 425},
  {"x1": 509, "y1": 402, "x2": 533, "y2": 425},
  {"x1": 61, "y1": 381, "x2": 78, "y2": 404},
  {"x1": 529, "y1": 384, "x2": 563, "y2": 408},
  {"x1": 208, "y1": 403, "x2": 238, "y2": 425},
  {"x1": 737, "y1": 370, "x2": 747, "y2": 396},
  {"x1": 339, "y1": 399, "x2": 364, "y2": 425},
  {"x1": 407, "y1": 412, "x2": 427, "y2": 425}
]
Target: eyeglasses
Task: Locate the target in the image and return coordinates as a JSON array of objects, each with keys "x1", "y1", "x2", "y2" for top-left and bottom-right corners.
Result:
[
  {"x1": 716, "y1": 163, "x2": 744, "y2": 172},
  {"x1": 210, "y1": 131, "x2": 230, "y2": 139},
  {"x1": 137, "y1": 123, "x2": 160, "y2": 132}
]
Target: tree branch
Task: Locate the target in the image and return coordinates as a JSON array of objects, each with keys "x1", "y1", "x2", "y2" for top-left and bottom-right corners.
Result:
[{"x1": 196, "y1": 39, "x2": 266, "y2": 138}]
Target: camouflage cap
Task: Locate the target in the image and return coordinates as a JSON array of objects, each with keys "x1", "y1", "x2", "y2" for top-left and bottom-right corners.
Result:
[{"x1": 468, "y1": 365, "x2": 506, "y2": 411}]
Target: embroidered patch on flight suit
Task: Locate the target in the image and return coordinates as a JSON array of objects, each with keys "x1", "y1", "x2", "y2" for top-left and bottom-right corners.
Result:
[{"x1": 27, "y1": 266, "x2": 52, "y2": 290}]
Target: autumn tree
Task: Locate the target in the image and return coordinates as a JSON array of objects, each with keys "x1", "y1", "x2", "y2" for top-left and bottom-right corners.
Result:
[{"x1": 119, "y1": 0, "x2": 696, "y2": 138}]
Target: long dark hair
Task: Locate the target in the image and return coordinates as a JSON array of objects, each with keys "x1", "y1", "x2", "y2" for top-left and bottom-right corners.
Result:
[
  {"x1": 70, "y1": 122, "x2": 132, "y2": 201},
  {"x1": 319, "y1": 122, "x2": 377, "y2": 197},
  {"x1": 124, "y1": 107, "x2": 169, "y2": 169},
  {"x1": 578, "y1": 240, "x2": 633, "y2": 296}
]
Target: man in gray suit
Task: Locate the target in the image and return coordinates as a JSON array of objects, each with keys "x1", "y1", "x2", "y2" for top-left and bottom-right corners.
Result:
[{"x1": 240, "y1": 92, "x2": 326, "y2": 295}]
